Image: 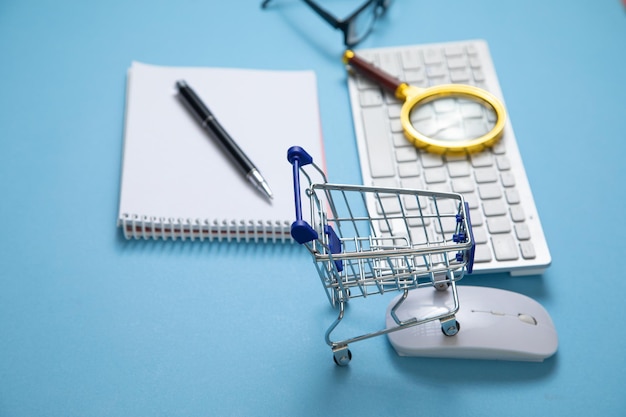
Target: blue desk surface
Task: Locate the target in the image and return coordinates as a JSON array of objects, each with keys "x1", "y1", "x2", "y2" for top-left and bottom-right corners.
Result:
[{"x1": 1, "y1": 1, "x2": 625, "y2": 416}]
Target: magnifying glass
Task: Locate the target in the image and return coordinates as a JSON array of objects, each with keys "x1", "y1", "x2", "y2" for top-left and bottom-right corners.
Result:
[{"x1": 343, "y1": 50, "x2": 507, "y2": 154}]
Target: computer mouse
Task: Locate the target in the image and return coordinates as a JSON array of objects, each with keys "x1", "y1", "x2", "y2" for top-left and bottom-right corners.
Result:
[{"x1": 385, "y1": 285, "x2": 558, "y2": 362}]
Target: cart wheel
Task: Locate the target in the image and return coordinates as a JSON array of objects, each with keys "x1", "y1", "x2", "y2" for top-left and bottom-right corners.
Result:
[
  {"x1": 441, "y1": 320, "x2": 461, "y2": 336},
  {"x1": 332, "y1": 348, "x2": 352, "y2": 366},
  {"x1": 434, "y1": 281, "x2": 450, "y2": 291}
]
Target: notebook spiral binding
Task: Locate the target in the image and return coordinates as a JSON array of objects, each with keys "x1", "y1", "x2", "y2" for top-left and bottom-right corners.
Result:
[{"x1": 119, "y1": 214, "x2": 292, "y2": 243}]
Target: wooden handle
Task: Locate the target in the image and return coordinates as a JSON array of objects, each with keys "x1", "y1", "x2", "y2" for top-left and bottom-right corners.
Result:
[{"x1": 343, "y1": 50, "x2": 403, "y2": 94}]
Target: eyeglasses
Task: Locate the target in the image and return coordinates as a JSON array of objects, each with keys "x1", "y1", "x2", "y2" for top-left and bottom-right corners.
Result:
[{"x1": 261, "y1": 0, "x2": 391, "y2": 47}]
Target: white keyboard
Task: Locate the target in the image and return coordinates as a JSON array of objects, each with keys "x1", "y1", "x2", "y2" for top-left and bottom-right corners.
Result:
[{"x1": 346, "y1": 39, "x2": 551, "y2": 276}]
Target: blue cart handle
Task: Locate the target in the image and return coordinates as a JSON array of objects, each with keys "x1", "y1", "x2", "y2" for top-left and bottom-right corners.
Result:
[
  {"x1": 464, "y1": 201, "x2": 476, "y2": 274},
  {"x1": 287, "y1": 146, "x2": 319, "y2": 244}
]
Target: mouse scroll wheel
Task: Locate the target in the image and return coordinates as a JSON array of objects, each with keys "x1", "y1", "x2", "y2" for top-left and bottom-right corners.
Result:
[{"x1": 518, "y1": 314, "x2": 538, "y2": 325}]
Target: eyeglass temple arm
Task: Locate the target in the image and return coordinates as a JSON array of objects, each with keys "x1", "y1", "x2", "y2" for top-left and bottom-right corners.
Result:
[
  {"x1": 302, "y1": 0, "x2": 342, "y2": 28},
  {"x1": 343, "y1": 50, "x2": 404, "y2": 95},
  {"x1": 261, "y1": 0, "x2": 341, "y2": 28}
]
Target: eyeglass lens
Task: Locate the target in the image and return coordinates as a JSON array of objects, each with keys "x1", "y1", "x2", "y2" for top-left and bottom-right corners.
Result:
[{"x1": 347, "y1": 1, "x2": 389, "y2": 46}]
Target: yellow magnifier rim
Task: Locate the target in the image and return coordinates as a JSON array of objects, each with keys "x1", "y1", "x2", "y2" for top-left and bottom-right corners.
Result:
[{"x1": 397, "y1": 83, "x2": 507, "y2": 154}]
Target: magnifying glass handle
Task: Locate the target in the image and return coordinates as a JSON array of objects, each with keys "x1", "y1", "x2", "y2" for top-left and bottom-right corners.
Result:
[{"x1": 343, "y1": 50, "x2": 405, "y2": 97}]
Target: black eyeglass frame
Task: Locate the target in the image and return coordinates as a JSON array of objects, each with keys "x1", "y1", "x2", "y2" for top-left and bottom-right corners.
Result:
[{"x1": 261, "y1": 0, "x2": 390, "y2": 47}]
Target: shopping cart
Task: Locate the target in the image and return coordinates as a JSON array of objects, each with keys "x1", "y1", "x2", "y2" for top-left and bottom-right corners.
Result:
[{"x1": 288, "y1": 146, "x2": 475, "y2": 365}]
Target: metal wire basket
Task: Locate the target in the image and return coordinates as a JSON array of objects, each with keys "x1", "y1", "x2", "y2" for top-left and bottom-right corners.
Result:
[{"x1": 288, "y1": 146, "x2": 475, "y2": 365}]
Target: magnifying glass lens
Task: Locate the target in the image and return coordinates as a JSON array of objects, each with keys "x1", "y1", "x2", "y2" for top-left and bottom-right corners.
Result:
[{"x1": 409, "y1": 96, "x2": 498, "y2": 142}]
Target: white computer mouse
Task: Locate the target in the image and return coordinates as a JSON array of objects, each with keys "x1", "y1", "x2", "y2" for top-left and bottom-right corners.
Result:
[{"x1": 385, "y1": 285, "x2": 558, "y2": 362}]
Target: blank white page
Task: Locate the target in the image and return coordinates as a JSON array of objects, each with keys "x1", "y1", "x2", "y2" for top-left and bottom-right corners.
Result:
[{"x1": 117, "y1": 62, "x2": 325, "y2": 240}]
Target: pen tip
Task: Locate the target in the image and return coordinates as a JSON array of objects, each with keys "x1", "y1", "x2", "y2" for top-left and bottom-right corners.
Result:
[
  {"x1": 258, "y1": 178, "x2": 273, "y2": 201},
  {"x1": 176, "y1": 80, "x2": 187, "y2": 90},
  {"x1": 247, "y1": 165, "x2": 275, "y2": 202}
]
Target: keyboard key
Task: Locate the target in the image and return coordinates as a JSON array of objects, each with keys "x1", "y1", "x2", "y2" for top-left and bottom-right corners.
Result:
[
  {"x1": 401, "y1": 49, "x2": 423, "y2": 69},
  {"x1": 387, "y1": 103, "x2": 402, "y2": 118},
  {"x1": 380, "y1": 52, "x2": 402, "y2": 77},
  {"x1": 474, "y1": 167, "x2": 498, "y2": 183},
  {"x1": 505, "y1": 189, "x2": 521, "y2": 204},
  {"x1": 434, "y1": 217, "x2": 459, "y2": 234},
  {"x1": 409, "y1": 226, "x2": 429, "y2": 243},
  {"x1": 471, "y1": 226, "x2": 488, "y2": 244},
  {"x1": 379, "y1": 219, "x2": 392, "y2": 233},
  {"x1": 383, "y1": 90, "x2": 398, "y2": 104},
  {"x1": 432, "y1": 197, "x2": 457, "y2": 213},
  {"x1": 460, "y1": 102, "x2": 485, "y2": 118},
  {"x1": 401, "y1": 177, "x2": 425, "y2": 190},
  {"x1": 445, "y1": 45, "x2": 465, "y2": 57},
  {"x1": 444, "y1": 152, "x2": 468, "y2": 162},
  {"x1": 463, "y1": 192, "x2": 479, "y2": 209},
  {"x1": 487, "y1": 216, "x2": 511, "y2": 233},
  {"x1": 390, "y1": 118, "x2": 403, "y2": 133},
  {"x1": 406, "y1": 210, "x2": 431, "y2": 227},
  {"x1": 520, "y1": 241, "x2": 536, "y2": 259},
  {"x1": 491, "y1": 235, "x2": 519, "y2": 261},
  {"x1": 473, "y1": 68, "x2": 485, "y2": 82},
  {"x1": 469, "y1": 56, "x2": 482, "y2": 68},
  {"x1": 420, "y1": 152, "x2": 444, "y2": 168},
  {"x1": 496, "y1": 155, "x2": 511, "y2": 170},
  {"x1": 424, "y1": 167, "x2": 447, "y2": 184},
  {"x1": 450, "y1": 68, "x2": 471, "y2": 82},
  {"x1": 396, "y1": 147, "x2": 418, "y2": 162},
  {"x1": 359, "y1": 89, "x2": 383, "y2": 106},
  {"x1": 451, "y1": 178, "x2": 475, "y2": 193},
  {"x1": 447, "y1": 56, "x2": 467, "y2": 69},
  {"x1": 397, "y1": 162, "x2": 420, "y2": 178},
  {"x1": 482, "y1": 199, "x2": 507, "y2": 216},
  {"x1": 361, "y1": 107, "x2": 396, "y2": 178},
  {"x1": 393, "y1": 132, "x2": 411, "y2": 147},
  {"x1": 464, "y1": 119, "x2": 491, "y2": 138},
  {"x1": 473, "y1": 243, "x2": 493, "y2": 263},
  {"x1": 433, "y1": 97, "x2": 456, "y2": 113},
  {"x1": 470, "y1": 152, "x2": 494, "y2": 167},
  {"x1": 427, "y1": 183, "x2": 451, "y2": 193},
  {"x1": 501, "y1": 172, "x2": 516, "y2": 187},
  {"x1": 491, "y1": 140, "x2": 506, "y2": 155},
  {"x1": 427, "y1": 65, "x2": 446, "y2": 78},
  {"x1": 404, "y1": 69, "x2": 426, "y2": 84},
  {"x1": 447, "y1": 161, "x2": 471, "y2": 178},
  {"x1": 478, "y1": 184, "x2": 502, "y2": 199},
  {"x1": 468, "y1": 210, "x2": 483, "y2": 226},
  {"x1": 376, "y1": 197, "x2": 402, "y2": 214},
  {"x1": 510, "y1": 205, "x2": 526, "y2": 222},
  {"x1": 356, "y1": 75, "x2": 378, "y2": 90},
  {"x1": 514, "y1": 223, "x2": 531, "y2": 240},
  {"x1": 372, "y1": 178, "x2": 399, "y2": 188},
  {"x1": 404, "y1": 194, "x2": 429, "y2": 212},
  {"x1": 424, "y1": 48, "x2": 443, "y2": 64}
]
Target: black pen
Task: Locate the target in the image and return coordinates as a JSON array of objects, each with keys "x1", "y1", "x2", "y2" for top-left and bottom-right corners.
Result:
[{"x1": 175, "y1": 80, "x2": 273, "y2": 200}]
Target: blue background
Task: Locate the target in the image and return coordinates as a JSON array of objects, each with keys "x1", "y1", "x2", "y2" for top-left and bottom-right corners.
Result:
[{"x1": 1, "y1": 1, "x2": 625, "y2": 416}]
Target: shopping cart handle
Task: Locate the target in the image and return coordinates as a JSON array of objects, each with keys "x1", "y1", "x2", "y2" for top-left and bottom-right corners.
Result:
[
  {"x1": 454, "y1": 202, "x2": 475, "y2": 273},
  {"x1": 464, "y1": 202, "x2": 475, "y2": 274},
  {"x1": 287, "y1": 146, "x2": 318, "y2": 244}
]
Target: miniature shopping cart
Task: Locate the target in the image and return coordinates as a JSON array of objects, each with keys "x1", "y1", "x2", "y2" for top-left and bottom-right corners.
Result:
[{"x1": 288, "y1": 146, "x2": 475, "y2": 366}]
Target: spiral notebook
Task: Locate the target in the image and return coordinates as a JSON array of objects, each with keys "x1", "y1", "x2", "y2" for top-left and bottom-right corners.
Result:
[{"x1": 117, "y1": 62, "x2": 325, "y2": 242}]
